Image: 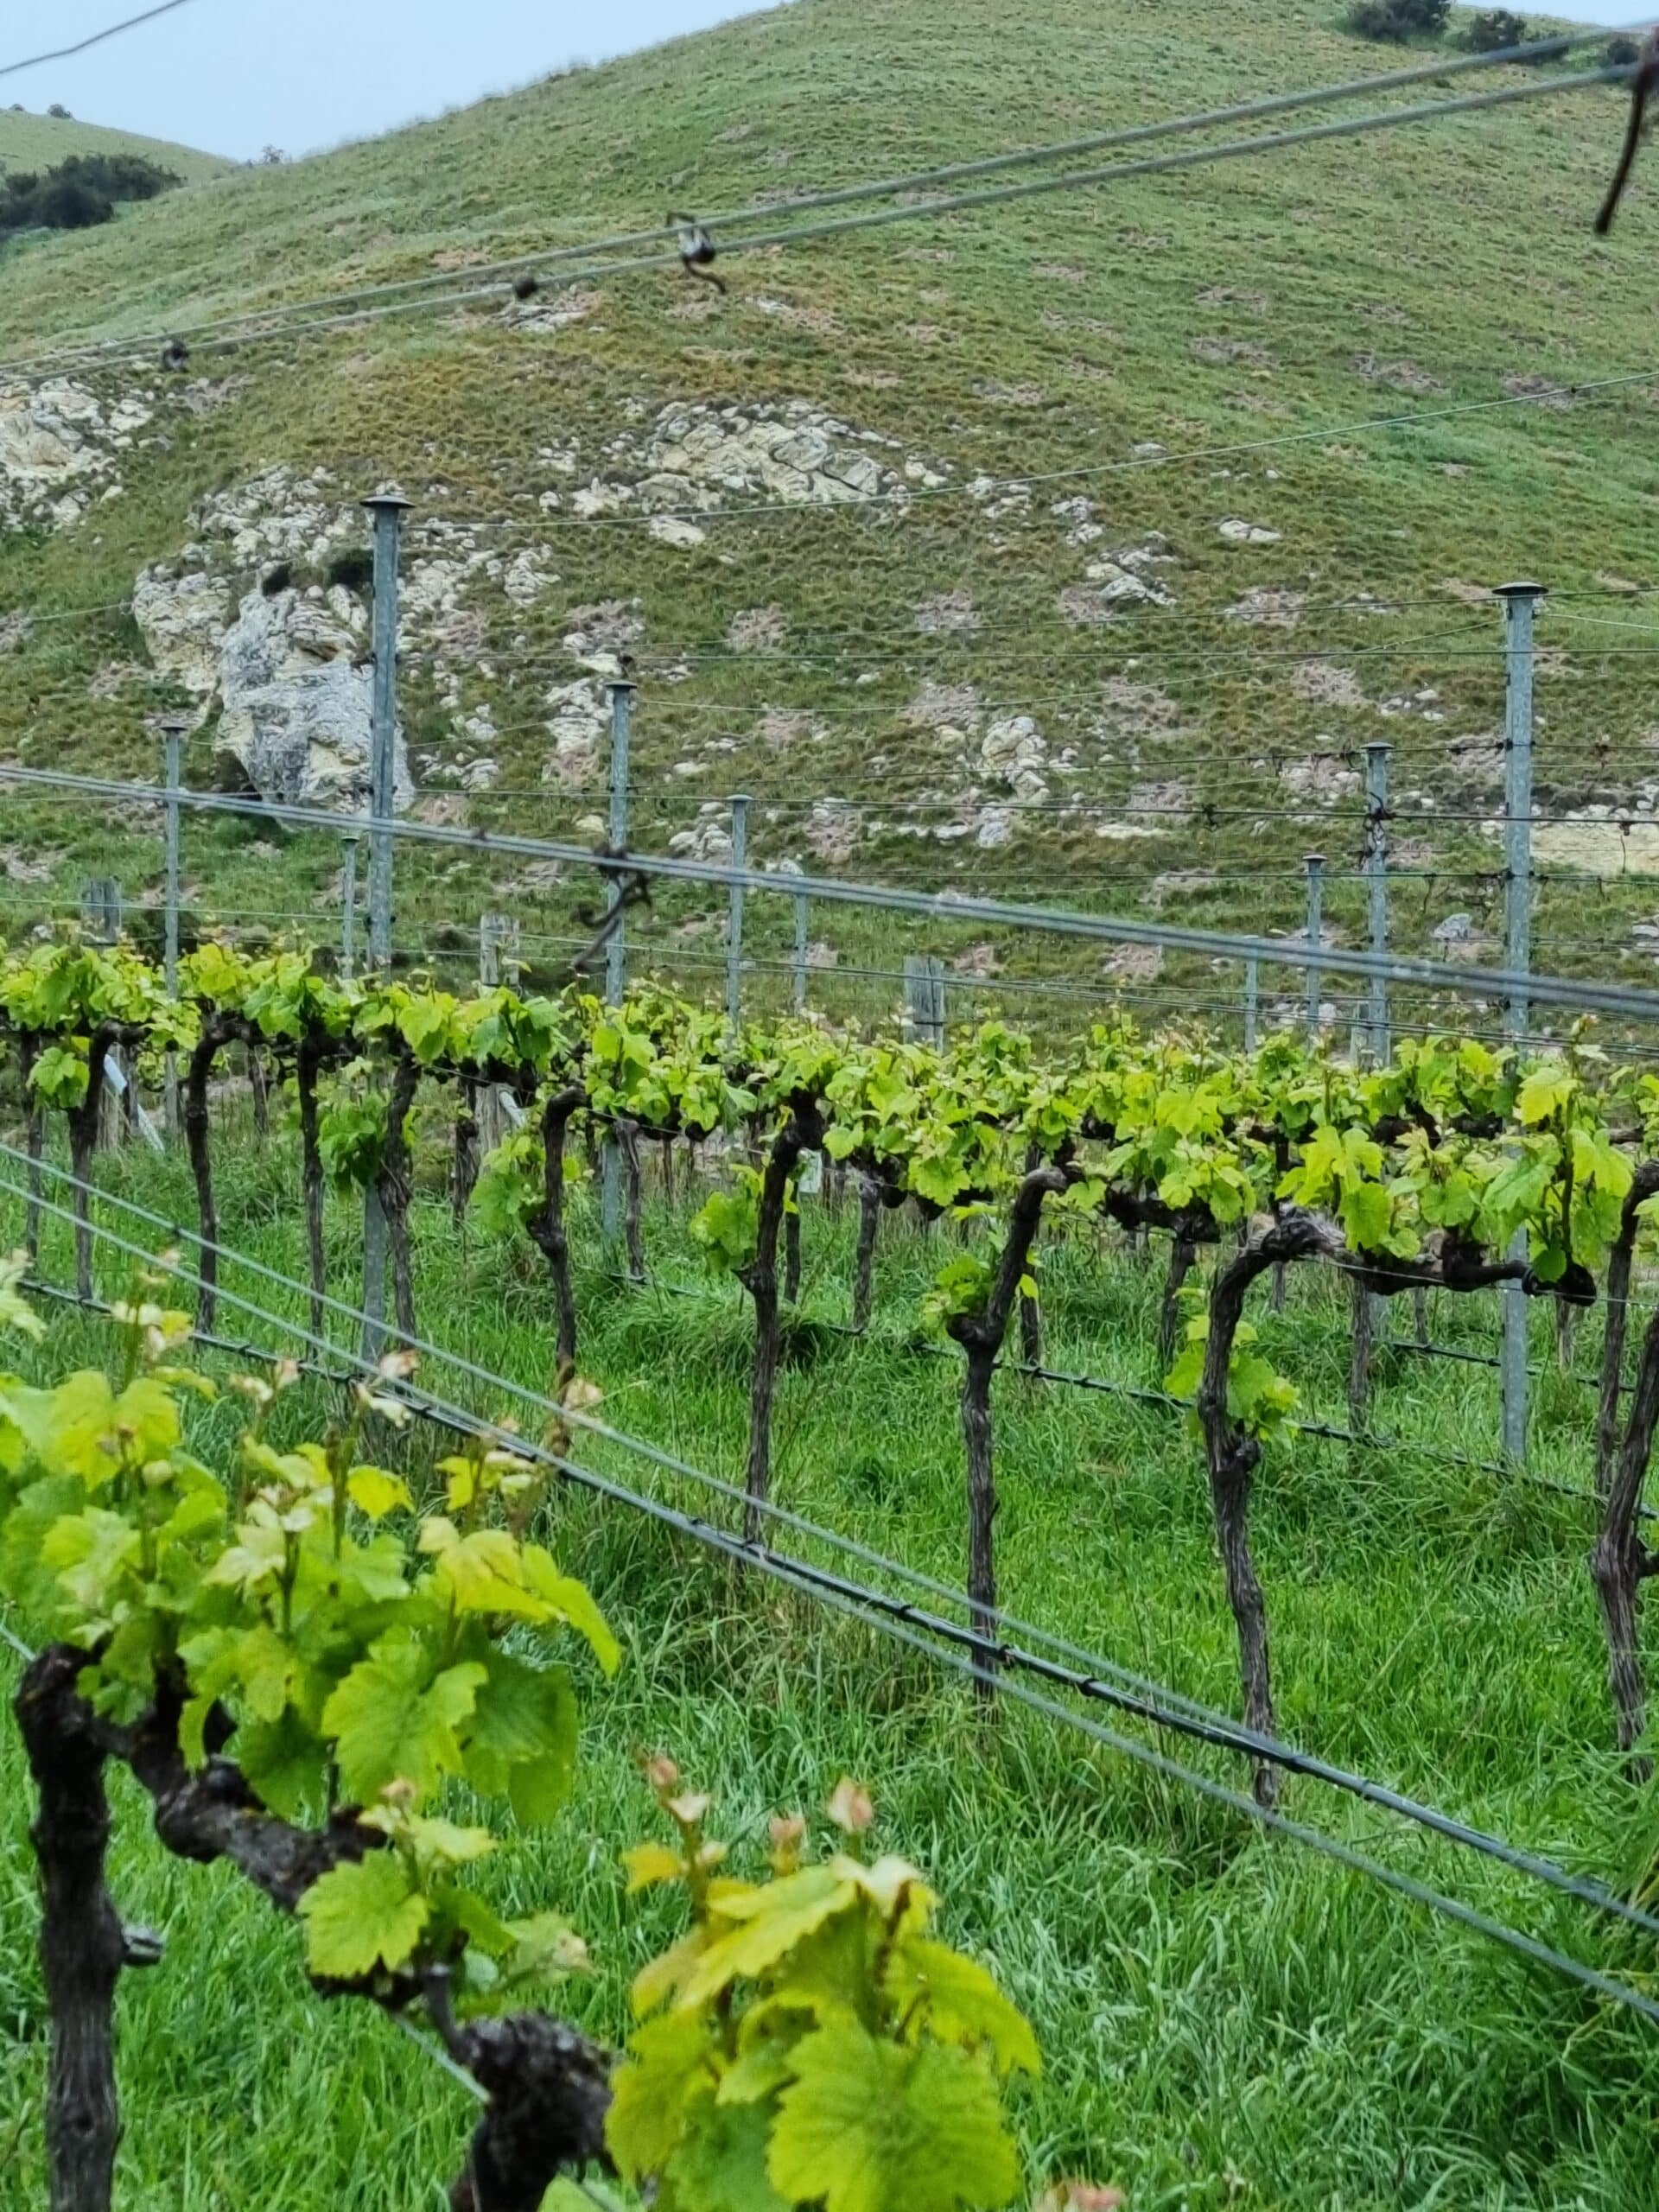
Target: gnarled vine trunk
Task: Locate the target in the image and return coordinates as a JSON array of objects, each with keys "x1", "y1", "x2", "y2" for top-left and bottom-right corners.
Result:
[
  {"x1": 453, "y1": 1076, "x2": 482, "y2": 1230},
  {"x1": 1158, "y1": 1236, "x2": 1196, "y2": 1370},
  {"x1": 184, "y1": 1020, "x2": 233, "y2": 1329},
  {"x1": 16, "y1": 1647, "x2": 129, "y2": 2212},
  {"x1": 19, "y1": 1646, "x2": 612, "y2": 2212},
  {"x1": 1197, "y1": 1210, "x2": 1344, "y2": 1804},
  {"x1": 738, "y1": 1097, "x2": 825, "y2": 1544},
  {"x1": 526, "y1": 1086, "x2": 584, "y2": 1384},
  {"x1": 248, "y1": 1044, "x2": 270, "y2": 1139},
  {"x1": 946, "y1": 1165, "x2": 1070, "y2": 1698},
  {"x1": 1018, "y1": 1266, "x2": 1042, "y2": 1370},
  {"x1": 619, "y1": 1117, "x2": 645, "y2": 1285},
  {"x1": 1596, "y1": 1166, "x2": 1659, "y2": 1500},
  {"x1": 1592, "y1": 1282, "x2": 1659, "y2": 1768},
  {"x1": 67, "y1": 1032, "x2": 118, "y2": 1303},
  {"x1": 852, "y1": 1173, "x2": 882, "y2": 1332},
  {"x1": 378, "y1": 1055, "x2": 423, "y2": 1345}
]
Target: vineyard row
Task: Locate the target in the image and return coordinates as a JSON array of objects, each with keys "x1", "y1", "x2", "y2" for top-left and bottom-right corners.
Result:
[{"x1": 6, "y1": 932, "x2": 1659, "y2": 1776}]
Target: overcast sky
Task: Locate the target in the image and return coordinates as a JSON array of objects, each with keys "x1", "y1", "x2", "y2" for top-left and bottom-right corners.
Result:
[
  {"x1": 3, "y1": 0, "x2": 1633, "y2": 166},
  {"x1": 6, "y1": 0, "x2": 779, "y2": 163}
]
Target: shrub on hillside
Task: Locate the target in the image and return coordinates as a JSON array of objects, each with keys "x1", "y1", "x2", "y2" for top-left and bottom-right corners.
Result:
[
  {"x1": 46, "y1": 103, "x2": 70, "y2": 119},
  {"x1": 29, "y1": 177, "x2": 110, "y2": 231},
  {"x1": 1464, "y1": 9, "x2": 1553, "y2": 59},
  {"x1": 0, "y1": 151, "x2": 178, "y2": 239},
  {"x1": 1606, "y1": 33, "x2": 1642, "y2": 67},
  {"x1": 1347, "y1": 0, "x2": 1449, "y2": 41}
]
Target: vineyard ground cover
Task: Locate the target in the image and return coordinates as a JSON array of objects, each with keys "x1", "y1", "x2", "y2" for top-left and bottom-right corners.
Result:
[{"x1": 4, "y1": 1124, "x2": 1659, "y2": 2209}]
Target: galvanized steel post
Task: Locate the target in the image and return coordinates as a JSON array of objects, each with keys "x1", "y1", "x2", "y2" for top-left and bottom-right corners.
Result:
[
  {"x1": 340, "y1": 832, "x2": 360, "y2": 981},
  {"x1": 792, "y1": 890, "x2": 810, "y2": 1013},
  {"x1": 361, "y1": 491, "x2": 409, "y2": 1360},
  {"x1": 601, "y1": 681, "x2": 634, "y2": 1245},
  {"x1": 1497, "y1": 581, "x2": 1543, "y2": 1465},
  {"x1": 161, "y1": 715, "x2": 186, "y2": 1141},
  {"x1": 364, "y1": 493, "x2": 408, "y2": 972},
  {"x1": 1364, "y1": 741, "x2": 1390, "y2": 1065},
  {"x1": 1243, "y1": 956, "x2": 1259, "y2": 1052},
  {"x1": 727, "y1": 793, "x2": 749, "y2": 1029},
  {"x1": 1303, "y1": 853, "x2": 1325, "y2": 1039}
]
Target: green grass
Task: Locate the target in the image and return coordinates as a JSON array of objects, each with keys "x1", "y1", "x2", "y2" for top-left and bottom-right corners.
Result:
[
  {"x1": 4, "y1": 1119, "x2": 1659, "y2": 2209},
  {"x1": 0, "y1": 105, "x2": 228, "y2": 183},
  {"x1": 1, "y1": 0, "x2": 1659, "y2": 1046}
]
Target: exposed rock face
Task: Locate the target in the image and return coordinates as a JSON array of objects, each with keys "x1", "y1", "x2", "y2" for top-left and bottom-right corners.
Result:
[
  {"x1": 529, "y1": 401, "x2": 947, "y2": 518},
  {"x1": 805, "y1": 801, "x2": 860, "y2": 863},
  {"x1": 1058, "y1": 535, "x2": 1176, "y2": 625},
  {"x1": 542, "y1": 680, "x2": 611, "y2": 787},
  {"x1": 668, "y1": 809, "x2": 734, "y2": 863},
  {"x1": 214, "y1": 587, "x2": 410, "y2": 810},
  {"x1": 1103, "y1": 941, "x2": 1164, "y2": 982},
  {"x1": 129, "y1": 467, "x2": 432, "y2": 812},
  {"x1": 0, "y1": 378, "x2": 152, "y2": 528},
  {"x1": 132, "y1": 563, "x2": 410, "y2": 812},
  {"x1": 980, "y1": 715, "x2": 1047, "y2": 800},
  {"x1": 131, "y1": 569, "x2": 230, "y2": 697},
  {"x1": 1278, "y1": 754, "x2": 1359, "y2": 801},
  {"x1": 1431, "y1": 912, "x2": 1491, "y2": 963}
]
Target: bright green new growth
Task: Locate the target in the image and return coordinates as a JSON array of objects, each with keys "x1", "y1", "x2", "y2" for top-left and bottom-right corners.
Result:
[
  {"x1": 607, "y1": 1763, "x2": 1037, "y2": 2212},
  {"x1": 0, "y1": 1265, "x2": 616, "y2": 1998},
  {"x1": 0, "y1": 1258, "x2": 1055, "y2": 2203}
]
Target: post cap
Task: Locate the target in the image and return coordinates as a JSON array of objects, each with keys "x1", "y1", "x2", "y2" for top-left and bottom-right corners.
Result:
[
  {"x1": 1492, "y1": 581, "x2": 1546, "y2": 600},
  {"x1": 1303, "y1": 851, "x2": 1326, "y2": 867},
  {"x1": 362, "y1": 490, "x2": 413, "y2": 513},
  {"x1": 607, "y1": 677, "x2": 639, "y2": 694},
  {"x1": 1364, "y1": 738, "x2": 1391, "y2": 754},
  {"x1": 158, "y1": 712, "x2": 191, "y2": 734}
]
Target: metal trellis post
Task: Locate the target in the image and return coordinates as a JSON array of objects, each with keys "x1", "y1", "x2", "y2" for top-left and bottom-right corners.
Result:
[
  {"x1": 340, "y1": 832, "x2": 360, "y2": 980},
  {"x1": 1303, "y1": 853, "x2": 1325, "y2": 1039},
  {"x1": 361, "y1": 490, "x2": 410, "y2": 1361},
  {"x1": 727, "y1": 793, "x2": 749, "y2": 1030},
  {"x1": 478, "y1": 914, "x2": 509, "y2": 1156},
  {"x1": 1243, "y1": 955, "x2": 1258, "y2": 1051},
  {"x1": 792, "y1": 889, "x2": 810, "y2": 1013},
  {"x1": 601, "y1": 680, "x2": 634, "y2": 1245},
  {"x1": 1364, "y1": 741, "x2": 1390, "y2": 1065},
  {"x1": 162, "y1": 715, "x2": 186, "y2": 1141},
  {"x1": 1497, "y1": 581, "x2": 1543, "y2": 1466}
]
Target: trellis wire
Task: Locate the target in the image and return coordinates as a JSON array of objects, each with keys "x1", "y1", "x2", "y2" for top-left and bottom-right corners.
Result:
[
  {"x1": 11, "y1": 1205, "x2": 1659, "y2": 2029},
  {"x1": 10, "y1": 1154, "x2": 1659, "y2": 1965},
  {"x1": 6, "y1": 762, "x2": 1659, "y2": 1025}
]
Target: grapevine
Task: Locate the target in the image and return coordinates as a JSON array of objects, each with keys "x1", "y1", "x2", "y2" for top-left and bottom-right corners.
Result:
[
  {"x1": 0, "y1": 1262, "x2": 1058, "y2": 2211},
  {"x1": 5, "y1": 931, "x2": 1659, "y2": 1762}
]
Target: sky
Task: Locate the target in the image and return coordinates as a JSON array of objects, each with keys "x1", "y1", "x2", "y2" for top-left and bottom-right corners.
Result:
[
  {"x1": 1, "y1": 0, "x2": 1637, "y2": 166},
  {"x1": 3, "y1": 0, "x2": 779, "y2": 163}
]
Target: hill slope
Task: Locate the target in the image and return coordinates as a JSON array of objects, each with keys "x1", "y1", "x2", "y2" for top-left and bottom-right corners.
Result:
[
  {"x1": 0, "y1": 104, "x2": 228, "y2": 182},
  {"x1": 0, "y1": 0, "x2": 1655, "y2": 1036}
]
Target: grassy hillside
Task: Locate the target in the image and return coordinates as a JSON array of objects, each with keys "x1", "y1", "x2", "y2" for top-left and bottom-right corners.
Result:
[
  {"x1": 0, "y1": 104, "x2": 228, "y2": 182},
  {"x1": 0, "y1": 0, "x2": 1656, "y2": 1037}
]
